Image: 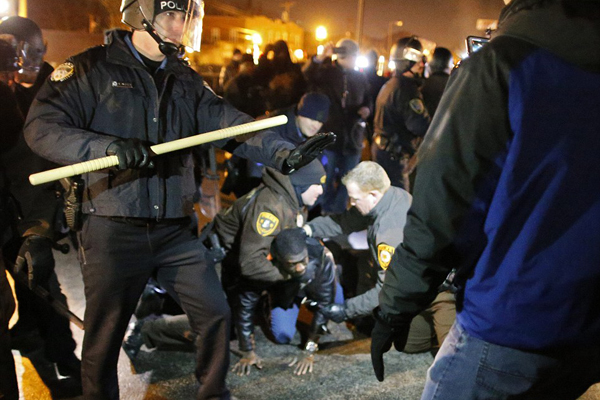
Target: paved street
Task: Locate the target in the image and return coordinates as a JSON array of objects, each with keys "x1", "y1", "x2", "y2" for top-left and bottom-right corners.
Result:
[{"x1": 11, "y1": 240, "x2": 600, "y2": 399}]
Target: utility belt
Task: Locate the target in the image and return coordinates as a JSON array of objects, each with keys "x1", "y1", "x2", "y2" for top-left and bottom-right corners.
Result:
[
  {"x1": 373, "y1": 133, "x2": 413, "y2": 161},
  {"x1": 106, "y1": 216, "x2": 192, "y2": 228},
  {"x1": 198, "y1": 220, "x2": 226, "y2": 264}
]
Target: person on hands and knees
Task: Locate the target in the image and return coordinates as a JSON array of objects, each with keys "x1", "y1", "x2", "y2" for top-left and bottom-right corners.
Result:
[{"x1": 231, "y1": 228, "x2": 342, "y2": 376}]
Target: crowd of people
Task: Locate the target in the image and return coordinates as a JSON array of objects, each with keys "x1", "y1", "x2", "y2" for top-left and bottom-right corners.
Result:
[{"x1": 1, "y1": 0, "x2": 600, "y2": 399}]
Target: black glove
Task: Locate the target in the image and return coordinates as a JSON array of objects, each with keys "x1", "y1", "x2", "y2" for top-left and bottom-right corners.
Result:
[
  {"x1": 106, "y1": 138, "x2": 152, "y2": 170},
  {"x1": 281, "y1": 132, "x2": 336, "y2": 174},
  {"x1": 15, "y1": 235, "x2": 55, "y2": 289},
  {"x1": 370, "y1": 306, "x2": 410, "y2": 382},
  {"x1": 321, "y1": 302, "x2": 348, "y2": 323}
]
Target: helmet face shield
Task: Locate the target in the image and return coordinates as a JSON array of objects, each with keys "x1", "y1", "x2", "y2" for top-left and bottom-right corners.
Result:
[
  {"x1": 18, "y1": 40, "x2": 46, "y2": 72},
  {"x1": 402, "y1": 46, "x2": 423, "y2": 63},
  {"x1": 138, "y1": 0, "x2": 204, "y2": 52}
]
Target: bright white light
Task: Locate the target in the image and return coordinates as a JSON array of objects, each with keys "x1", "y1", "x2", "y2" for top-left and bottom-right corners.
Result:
[
  {"x1": 377, "y1": 55, "x2": 385, "y2": 76},
  {"x1": 388, "y1": 60, "x2": 396, "y2": 71},
  {"x1": 252, "y1": 33, "x2": 262, "y2": 45},
  {"x1": 0, "y1": 0, "x2": 11, "y2": 14},
  {"x1": 293, "y1": 49, "x2": 304, "y2": 60},
  {"x1": 253, "y1": 44, "x2": 260, "y2": 64},
  {"x1": 316, "y1": 26, "x2": 327, "y2": 41},
  {"x1": 355, "y1": 55, "x2": 369, "y2": 70},
  {"x1": 317, "y1": 45, "x2": 324, "y2": 55}
]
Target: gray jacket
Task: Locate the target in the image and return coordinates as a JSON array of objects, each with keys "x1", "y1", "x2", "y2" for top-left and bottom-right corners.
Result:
[{"x1": 307, "y1": 186, "x2": 411, "y2": 317}]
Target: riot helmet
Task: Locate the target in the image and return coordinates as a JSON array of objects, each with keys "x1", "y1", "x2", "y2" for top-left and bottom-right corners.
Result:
[
  {"x1": 389, "y1": 36, "x2": 423, "y2": 74},
  {"x1": 0, "y1": 17, "x2": 47, "y2": 84},
  {"x1": 120, "y1": 0, "x2": 204, "y2": 56},
  {"x1": 334, "y1": 38, "x2": 359, "y2": 69}
]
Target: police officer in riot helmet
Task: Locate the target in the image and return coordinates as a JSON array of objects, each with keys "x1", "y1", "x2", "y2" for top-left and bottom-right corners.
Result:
[
  {"x1": 24, "y1": 0, "x2": 333, "y2": 398},
  {"x1": 0, "y1": 20, "x2": 83, "y2": 397},
  {"x1": 372, "y1": 36, "x2": 431, "y2": 190},
  {"x1": 0, "y1": 37, "x2": 21, "y2": 400},
  {"x1": 0, "y1": 17, "x2": 48, "y2": 86},
  {"x1": 0, "y1": 17, "x2": 54, "y2": 121}
]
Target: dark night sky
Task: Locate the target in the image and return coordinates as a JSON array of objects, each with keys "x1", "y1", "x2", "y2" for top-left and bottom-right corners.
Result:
[
  {"x1": 27, "y1": 0, "x2": 505, "y2": 55},
  {"x1": 226, "y1": 0, "x2": 505, "y2": 54}
]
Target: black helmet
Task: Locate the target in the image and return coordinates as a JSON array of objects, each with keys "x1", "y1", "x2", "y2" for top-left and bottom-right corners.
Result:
[
  {"x1": 389, "y1": 36, "x2": 423, "y2": 73},
  {"x1": 0, "y1": 17, "x2": 46, "y2": 83},
  {"x1": 429, "y1": 47, "x2": 453, "y2": 73}
]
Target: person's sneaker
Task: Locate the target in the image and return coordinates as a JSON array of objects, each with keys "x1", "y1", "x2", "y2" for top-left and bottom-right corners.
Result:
[{"x1": 122, "y1": 319, "x2": 146, "y2": 361}]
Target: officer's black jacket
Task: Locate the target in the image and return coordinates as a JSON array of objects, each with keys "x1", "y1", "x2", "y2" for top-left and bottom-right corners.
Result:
[
  {"x1": 24, "y1": 30, "x2": 293, "y2": 219},
  {"x1": 374, "y1": 74, "x2": 431, "y2": 156}
]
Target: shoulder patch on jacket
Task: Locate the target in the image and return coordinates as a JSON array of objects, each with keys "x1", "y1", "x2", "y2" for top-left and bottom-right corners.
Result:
[
  {"x1": 50, "y1": 62, "x2": 75, "y2": 82},
  {"x1": 256, "y1": 212, "x2": 279, "y2": 236},
  {"x1": 377, "y1": 243, "x2": 395, "y2": 270},
  {"x1": 409, "y1": 98, "x2": 425, "y2": 114}
]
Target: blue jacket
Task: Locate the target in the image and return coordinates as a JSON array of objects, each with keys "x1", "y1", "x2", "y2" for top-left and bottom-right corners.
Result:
[{"x1": 380, "y1": 0, "x2": 600, "y2": 350}]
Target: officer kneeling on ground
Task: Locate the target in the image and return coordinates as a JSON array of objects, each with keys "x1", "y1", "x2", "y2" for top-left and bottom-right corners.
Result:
[{"x1": 304, "y1": 161, "x2": 455, "y2": 354}]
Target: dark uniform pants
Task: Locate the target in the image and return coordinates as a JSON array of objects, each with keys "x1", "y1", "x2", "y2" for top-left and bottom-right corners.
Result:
[{"x1": 79, "y1": 216, "x2": 231, "y2": 400}]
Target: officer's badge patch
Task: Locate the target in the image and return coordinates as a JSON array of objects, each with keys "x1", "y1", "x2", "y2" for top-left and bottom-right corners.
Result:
[
  {"x1": 409, "y1": 98, "x2": 425, "y2": 115},
  {"x1": 50, "y1": 62, "x2": 75, "y2": 82},
  {"x1": 320, "y1": 175, "x2": 326, "y2": 184},
  {"x1": 256, "y1": 212, "x2": 279, "y2": 236},
  {"x1": 377, "y1": 243, "x2": 395, "y2": 270}
]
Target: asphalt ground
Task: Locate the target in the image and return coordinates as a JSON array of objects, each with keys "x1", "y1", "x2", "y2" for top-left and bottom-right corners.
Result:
[
  {"x1": 10, "y1": 239, "x2": 600, "y2": 400},
  {"x1": 12, "y1": 149, "x2": 600, "y2": 399}
]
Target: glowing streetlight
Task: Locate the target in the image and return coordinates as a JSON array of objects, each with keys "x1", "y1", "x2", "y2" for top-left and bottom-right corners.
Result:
[
  {"x1": 0, "y1": 0, "x2": 12, "y2": 14},
  {"x1": 377, "y1": 55, "x2": 385, "y2": 76},
  {"x1": 252, "y1": 33, "x2": 263, "y2": 64},
  {"x1": 315, "y1": 26, "x2": 327, "y2": 42},
  {"x1": 293, "y1": 48, "x2": 304, "y2": 60},
  {"x1": 387, "y1": 20, "x2": 403, "y2": 50}
]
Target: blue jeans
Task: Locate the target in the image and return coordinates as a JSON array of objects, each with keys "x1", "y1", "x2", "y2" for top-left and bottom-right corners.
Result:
[
  {"x1": 421, "y1": 321, "x2": 600, "y2": 400},
  {"x1": 320, "y1": 150, "x2": 361, "y2": 214},
  {"x1": 270, "y1": 282, "x2": 345, "y2": 344}
]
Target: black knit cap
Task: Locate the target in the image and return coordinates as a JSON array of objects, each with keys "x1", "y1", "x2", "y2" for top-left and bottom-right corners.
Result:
[
  {"x1": 289, "y1": 159, "x2": 326, "y2": 187},
  {"x1": 297, "y1": 92, "x2": 331, "y2": 123}
]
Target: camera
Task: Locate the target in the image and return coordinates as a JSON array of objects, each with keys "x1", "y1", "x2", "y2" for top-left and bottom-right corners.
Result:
[
  {"x1": 466, "y1": 36, "x2": 489, "y2": 56},
  {"x1": 332, "y1": 47, "x2": 347, "y2": 56}
]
